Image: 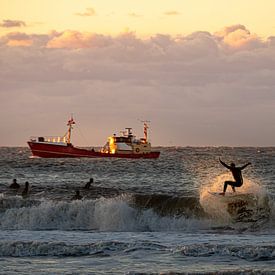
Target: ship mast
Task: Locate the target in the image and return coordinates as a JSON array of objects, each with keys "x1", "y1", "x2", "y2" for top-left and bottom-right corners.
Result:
[
  {"x1": 142, "y1": 120, "x2": 150, "y2": 142},
  {"x1": 66, "y1": 115, "x2": 75, "y2": 144}
]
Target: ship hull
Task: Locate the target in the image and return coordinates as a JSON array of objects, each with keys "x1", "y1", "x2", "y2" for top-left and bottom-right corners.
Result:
[{"x1": 27, "y1": 142, "x2": 160, "y2": 159}]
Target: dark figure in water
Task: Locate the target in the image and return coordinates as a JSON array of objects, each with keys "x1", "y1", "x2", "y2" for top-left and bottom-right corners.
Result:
[
  {"x1": 84, "y1": 178, "x2": 94, "y2": 189},
  {"x1": 9, "y1": 179, "x2": 20, "y2": 189},
  {"x1": 219, "y1": 158, "x2": 251, "y2": 195},
  {"x1": 22, "y1": 181, "x2": 29, "y2": 197},
  {"x1": 72, "y1": 190, "x2": 83, "y2": 200}
]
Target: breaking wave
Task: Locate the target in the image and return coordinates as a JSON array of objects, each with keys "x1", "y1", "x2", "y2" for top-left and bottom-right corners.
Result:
[
  {"x1": 0, "y1": 194, "x2": 210, "y2": 231},
  {"x1": 200, "y1": 174, "x2": 273, "y2": 230},
  {"x1": 0, "y1": 185, "x2": 274, "y2": 232}
]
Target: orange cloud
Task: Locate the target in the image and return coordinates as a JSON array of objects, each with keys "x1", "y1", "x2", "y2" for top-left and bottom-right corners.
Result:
[
  {"x1": 215, "y1": 25, "x2": 263, "y2": 50},
  {"x1": 7, "y1": 39, "x2": 32, "y2": 46},
  {"x1": 5, "y1": 32, "x2": 33, "y2": 47},
  {"x1": 46, "y1": 30, "x2": 111, "y2": 48}
]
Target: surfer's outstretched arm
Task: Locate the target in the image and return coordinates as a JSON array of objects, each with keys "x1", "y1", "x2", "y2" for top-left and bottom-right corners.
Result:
[
  {"x1": 240, "y1": 162, "x2": 251, "y2": 170},
  {"x1": 219, "y1": 158, "x2": 230, "y2": 169}
]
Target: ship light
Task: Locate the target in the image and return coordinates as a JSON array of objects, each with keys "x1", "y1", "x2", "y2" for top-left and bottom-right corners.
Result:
[
  {"x1": 109, "y1": 137, "x2": 114, "y2": 145},
  {"x1": 111, "y1": 149, "x2": 116, "y2": 154}
]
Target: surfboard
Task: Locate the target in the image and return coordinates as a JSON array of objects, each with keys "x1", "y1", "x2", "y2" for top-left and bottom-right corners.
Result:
[
  {"x1": 208, "y1": 191, "x2": 224, "y2": 197},
  {"x1": 208, "y1": 191, "x2": 255, "y2": 200}
]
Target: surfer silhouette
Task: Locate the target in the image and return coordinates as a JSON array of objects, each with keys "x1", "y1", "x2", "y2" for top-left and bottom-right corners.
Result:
[
  {"x1": 84, "y1": 178, "x2": 93, "y2": 189},
  {"x1": 72, "y1": 190, "x2": 83, "y2": 200},
  {"x1": 9, "y1": 178, "x2": 20, "y2": 189},
  {"x1": 219, "y1": 158, "x2": 251, "y2": 195},
  {"x1": 22, "y1": 181, "x2": 29, "y2": 197}
]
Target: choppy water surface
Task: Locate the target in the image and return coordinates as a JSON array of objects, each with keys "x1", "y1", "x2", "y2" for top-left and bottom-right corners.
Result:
[{"x1": 0, "y1": 147, "x2": 274, "y2": 274}]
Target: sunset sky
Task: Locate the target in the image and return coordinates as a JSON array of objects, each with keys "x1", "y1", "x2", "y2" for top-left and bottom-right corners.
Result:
[{"x1": 1, "y1": 0, "x2": 275, "y2": 146}]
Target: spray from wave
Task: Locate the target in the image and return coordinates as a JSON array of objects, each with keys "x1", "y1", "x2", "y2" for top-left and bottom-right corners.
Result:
[{"x1": 199, "y1": 173, "x2": 272, "y2": 230}]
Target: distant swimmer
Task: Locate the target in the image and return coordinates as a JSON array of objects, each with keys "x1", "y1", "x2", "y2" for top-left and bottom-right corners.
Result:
[
  {"x1": 72, "y1": 190, "x2": 83, "y2": 200},
  {"x1": 84, "y1": 178, "x2": 94, "y2": 189},
  {"x1": 9, "y1": 179, "x2": 20, "y2": 189},
  {"x1": 22, "y1": 181, "x2": 29, "y2": 197},
  {"x1": 219, "y1": 158, "x2": 251, "y2": 195}
]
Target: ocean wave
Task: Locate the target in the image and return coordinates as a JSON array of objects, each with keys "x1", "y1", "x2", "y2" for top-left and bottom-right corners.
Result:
[
  {"x1": 1, "y1": 239, "x2": 275, "y2": 262},
  {"x1": 0, "y1": 240, "x2": 167, "y2": 257},
  {"x1": 176, "y1": 243, "x2": 275, "y2": 261},
  {"x1": 132, "y1": 194, "x2": 207, "y2": 218},
  {"x1": 199, "y1": 174, "x2": 273, "y2": 229},
  {"x1": 0, "y1": 195, "x2": 211, "y2": 231},
  {"x1": 0, "y1": 194, "x2": 40, "y2": 211},
  {"x1": 0, "y1": 193, "x2": 273, "y2": 232}
]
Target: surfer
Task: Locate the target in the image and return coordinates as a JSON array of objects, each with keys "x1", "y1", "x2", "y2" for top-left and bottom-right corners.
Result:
[
  {"x1": 9, "y1": 178, "x2": 20, "y2": 189},
  {"x1": 72, "y1": 190, "x2": 83, "y2": 200},
  {"x1": 84, "y1": 178, "x2": 93, "y2": 189},
  {"x1": 22, "y1": 181, "x2": 29, "y2": 197},
  {"x1": 219, "y1": 158, "x2": 251, "y2": 195}
]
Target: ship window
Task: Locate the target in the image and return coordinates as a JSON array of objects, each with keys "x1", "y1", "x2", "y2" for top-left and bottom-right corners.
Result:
[{"x1": 115, "y1": 137, "x2": 131, "y2": 143}]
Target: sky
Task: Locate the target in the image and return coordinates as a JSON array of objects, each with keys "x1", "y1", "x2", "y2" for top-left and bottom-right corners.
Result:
[{"x1": 1, "y1": 0, "x2": 275, "y2": 146}]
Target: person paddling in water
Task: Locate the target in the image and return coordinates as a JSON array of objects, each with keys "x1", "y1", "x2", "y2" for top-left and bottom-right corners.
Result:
[{"x1": 219, "y1": 158, "x2": 251, "y2": 195}]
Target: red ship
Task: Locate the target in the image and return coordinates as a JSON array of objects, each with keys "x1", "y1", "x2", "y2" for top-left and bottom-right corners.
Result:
[{"x1": 27, "y1": 117, "x2": 160, "y2": 159}]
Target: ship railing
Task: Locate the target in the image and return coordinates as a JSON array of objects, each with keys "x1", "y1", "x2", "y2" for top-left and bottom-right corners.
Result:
[{"x1": 30, "y1": 136, "x2": 67, "y2": 144}]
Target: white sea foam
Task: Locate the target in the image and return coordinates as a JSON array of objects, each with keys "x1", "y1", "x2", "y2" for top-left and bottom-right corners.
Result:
[
  {"x1": 0, "y1": 186, "x2": 273, "y2": 232},
  {"x1": 0, "y1": 195, "x2": 211, "y2": 232}
]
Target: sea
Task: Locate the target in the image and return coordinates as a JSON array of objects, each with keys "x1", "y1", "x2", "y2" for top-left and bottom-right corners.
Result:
[{"x1": 0, "y1": 147, "x2": 274, "y2": 275}]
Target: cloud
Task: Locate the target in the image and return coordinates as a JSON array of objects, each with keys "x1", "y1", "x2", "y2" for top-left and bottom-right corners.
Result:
[
  {"x1": 75, "y1": 7, "x2": 96, "y2": 16},
  {"x1": 216, "y1": 24, "x2": 248, "y2": 36},
  {"x1": 128, "y1": 13, "x2": 142, "y2": 18},
  {"x1": 0, "y1": 19, "x2": 26, "y2": 28},
  {"x1": 4, "y1": 32, "x2": 33, "y2": 46},
  {"x1": 46, "y1": 30, "x2": 112, "y2": 48},
  {"x1": 1, "y1": 25, "x2": 275, "y2": 146},
  {"x1": 215, "y1": 24, "x2": 264, "y2": 51},
  {"x1": 164, "y1": 11, "x2": 180, "y2": 16},
  {"x1": 267, "y1": 36, "x2": 275, "y2": 47},
  {"x1": 6, "y1": 32, "x2": 30, "y2": 40}
]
